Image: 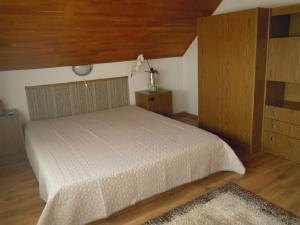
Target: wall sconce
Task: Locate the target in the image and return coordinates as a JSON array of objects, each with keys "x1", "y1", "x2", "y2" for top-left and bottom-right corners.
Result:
[
  {"x1": 72, "y1": 65, "x2": 93, "y2": 76},
  {"x1": 72, "y1": 64, "x2": 93, "y2": 87}
]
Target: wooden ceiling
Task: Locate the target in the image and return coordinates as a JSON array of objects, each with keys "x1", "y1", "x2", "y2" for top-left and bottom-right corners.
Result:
[{"x1": 0, "y1": 0, "x2": 221, "y2": 71}]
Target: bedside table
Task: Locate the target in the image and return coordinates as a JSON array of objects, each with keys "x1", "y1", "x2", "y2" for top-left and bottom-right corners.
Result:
[
  {"x1": 0, "y1": 110, "x2": 24, "y2": 156},
  {"x1": 135, "y1": 89, "x2": 173, "y2": 117}
]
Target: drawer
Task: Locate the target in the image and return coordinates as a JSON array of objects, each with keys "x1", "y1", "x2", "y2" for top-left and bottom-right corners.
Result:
[
  {"x1": 293, "y1": 110, "x2": 300, "y2": 125},
  {"x1": 147, "y1": 95, "x2": 156, "y2": 109},
  {"x1": 264, "y1": 118, "x2": 291, "y2": 136},
  {"x1": 263, "y1": 131, "x2": 300, "y2": 162},
  {"x1": 264, "y1": 105, "x2": 292, "y2": 123},
  {"x1": 263, "y1": 131, "x2": 292, "y2": 158},
  {"x1": 264, "y1": 105, "x2": 300, "y2": 125},
  {"x1": 291, "y1": 139, "x2": 300, "y2": 162},
  {"x1": 291, "y1": 124, "x2": 300, "y2": 139}
]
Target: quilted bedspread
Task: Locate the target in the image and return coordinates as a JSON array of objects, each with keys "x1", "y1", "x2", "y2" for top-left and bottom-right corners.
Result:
[{"x1": 25, "y1": 106, "x2": 245, "y2": 225}]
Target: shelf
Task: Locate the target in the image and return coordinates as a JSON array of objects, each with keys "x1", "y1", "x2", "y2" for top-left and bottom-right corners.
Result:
[
  {"x1": 270, "y1": 36, "x2": 300, "y2": 40},
  {"x1": 267, "y1": 100, "x2": 300, "y2": 111},
  {"x1": 270, "y1": 13, "x2": 300, "y2": 38}
]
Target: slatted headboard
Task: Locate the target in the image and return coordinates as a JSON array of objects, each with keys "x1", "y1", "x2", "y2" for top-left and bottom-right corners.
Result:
[{"x1": 25, "y1": 76, "x2": 129, "y2": 121}]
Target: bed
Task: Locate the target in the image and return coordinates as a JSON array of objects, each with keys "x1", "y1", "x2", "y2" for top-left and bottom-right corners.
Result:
[{"x1": 24, "y1": 77, "x2": 245, "y2": 225}]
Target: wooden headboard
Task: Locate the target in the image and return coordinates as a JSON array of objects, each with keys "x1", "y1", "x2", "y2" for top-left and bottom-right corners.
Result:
[{"x1": 25, "y1": 76, "x2": 129, "y2": 121}]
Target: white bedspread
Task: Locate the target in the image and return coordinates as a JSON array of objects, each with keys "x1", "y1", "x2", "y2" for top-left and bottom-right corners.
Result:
[{"x1": 25, "y1": 106, "x2": 245, "y2": 225}]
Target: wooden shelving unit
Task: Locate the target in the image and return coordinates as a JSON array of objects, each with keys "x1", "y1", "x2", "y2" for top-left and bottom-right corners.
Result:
[{"x1": 263, "y1": 5, "x2": 300, "y2": 163}]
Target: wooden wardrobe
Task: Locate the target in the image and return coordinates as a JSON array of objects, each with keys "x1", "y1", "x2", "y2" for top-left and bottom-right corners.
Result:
[{"x1": 197, "y1": 8, "x2": 270, "y2": 153}]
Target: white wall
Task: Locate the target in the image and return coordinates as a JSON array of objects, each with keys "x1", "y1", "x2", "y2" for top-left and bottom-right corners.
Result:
[
  {"x1": 181, "y1": 0, "x2": 300, "y2": 115},
  {"x1": 0, "y1": 57, "x2": 184, "y2": 122},
  {"x1": 214, "y1": 0, "x2": 300, "y2": 15},
  {"x1": 182, "y1": 38, "x2": 198, "y2": 115},
  {"x1": 0, "y1": 79, "x2": 3, "y2": 103}
]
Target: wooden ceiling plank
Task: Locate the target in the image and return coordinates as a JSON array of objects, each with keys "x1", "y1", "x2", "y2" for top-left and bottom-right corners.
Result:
[{"x1": 0, "y1": 0, "x2": 221, "y2": 71}]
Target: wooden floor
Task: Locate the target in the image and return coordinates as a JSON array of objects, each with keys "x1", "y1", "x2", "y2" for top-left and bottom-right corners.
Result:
[
  {"x1": 1, "y1": 151, "x2": 300, "y2": 225},
  {"x1": 173, "y1": 112, "x2": 199, "y2": 127}
]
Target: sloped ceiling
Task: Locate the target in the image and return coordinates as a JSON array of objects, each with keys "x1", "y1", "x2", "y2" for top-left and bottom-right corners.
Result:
[{"x1": 0, "y1": 0, "x2": 221, "y2": 71}]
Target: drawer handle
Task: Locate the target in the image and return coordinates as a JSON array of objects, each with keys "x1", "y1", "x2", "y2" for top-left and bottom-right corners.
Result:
[
  {"x1": 270, "y1": 136, "x2": 273, "y2": 142},
  {"x1": 272, "y1": 123, "x2": 277, "y2": 129},
  {"x1": 149, "y1": 97, "x2": 155, "y2": 102},
  {"x1": 272, "y1": 111, "x2": 277, "y2": 116}
]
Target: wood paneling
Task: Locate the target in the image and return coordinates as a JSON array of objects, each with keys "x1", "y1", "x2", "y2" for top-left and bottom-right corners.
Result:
[
  {"x1": 0, "y1": 0, "x2": 221, "y2": 71},
  {"x1": 197, "y1": 9, "x2": 269, "y2": 153},
  {"x1": 1, "y1": 152, "x2": 300, "y2": 225}
]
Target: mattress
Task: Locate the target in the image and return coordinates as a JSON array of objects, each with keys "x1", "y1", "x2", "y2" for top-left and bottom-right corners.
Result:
[{"x1": 25, "y1": 106, "x2": 245, "y2": 225}]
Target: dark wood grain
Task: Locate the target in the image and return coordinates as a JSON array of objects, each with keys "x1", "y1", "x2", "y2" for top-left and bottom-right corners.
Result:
[{"x1": 0, "y1": 0, "x2": 221, "y2": 71}]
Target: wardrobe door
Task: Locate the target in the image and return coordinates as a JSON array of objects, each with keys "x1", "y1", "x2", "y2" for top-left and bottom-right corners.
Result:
[{"x1": 197, "y1": 8, "x2": 268, "y2": 152}]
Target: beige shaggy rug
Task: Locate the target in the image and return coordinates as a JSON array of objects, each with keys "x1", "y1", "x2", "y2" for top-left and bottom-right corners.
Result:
[{"x1": 143, "y1": 183, "x2": 300, "y2": 225}]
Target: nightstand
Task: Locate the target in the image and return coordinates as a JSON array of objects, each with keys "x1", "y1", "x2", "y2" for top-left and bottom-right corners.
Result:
[
  {"x1": 135, "y1": 89, "x2": 173, "y2": 117},
  {"x1": 0, "y1": 110, "x2": 24, "y2": 156}
]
